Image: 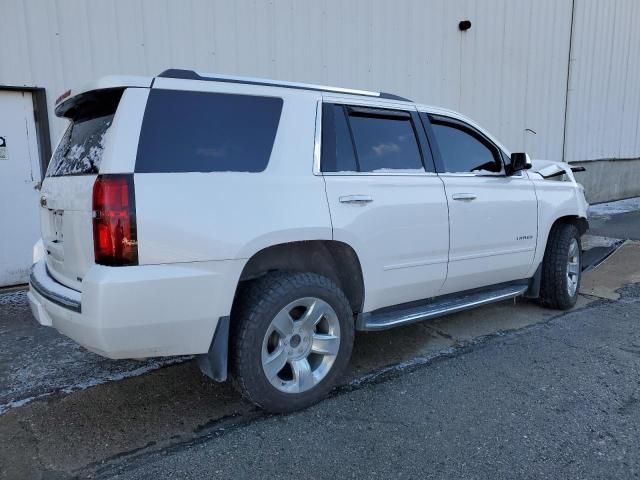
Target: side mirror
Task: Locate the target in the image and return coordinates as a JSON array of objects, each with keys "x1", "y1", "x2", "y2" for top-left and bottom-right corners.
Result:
[{"x1": 509, "y1": 152, "x2": 532, "y2": 175}]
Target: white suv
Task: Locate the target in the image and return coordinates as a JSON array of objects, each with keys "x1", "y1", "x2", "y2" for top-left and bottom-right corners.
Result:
[{"x1": 29, "y1": 70, "x2": 589, "y2": 412}]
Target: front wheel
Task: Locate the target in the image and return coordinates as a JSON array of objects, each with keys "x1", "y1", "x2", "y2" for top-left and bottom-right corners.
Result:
[
  {"x1": 230, "y1": 272, "x2": 354, "y2": 413},
  {"x1": 539, "y1": 223, "x2": 582, "y2": 310}
]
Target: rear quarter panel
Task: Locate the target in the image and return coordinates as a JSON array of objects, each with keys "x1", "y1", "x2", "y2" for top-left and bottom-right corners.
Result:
[{"x1": 134, "y1": 80, "x2": 331, "y2": 264}]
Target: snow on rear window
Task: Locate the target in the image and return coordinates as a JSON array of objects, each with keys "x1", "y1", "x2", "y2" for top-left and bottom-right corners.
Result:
[{"x1": 46, "y1": 114, "x2": 113, "y2": 177}]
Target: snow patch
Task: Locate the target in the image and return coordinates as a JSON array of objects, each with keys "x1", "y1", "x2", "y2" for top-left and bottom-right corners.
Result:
[
  {"x1": 46, "y1": 116, "x2": 111, "y2": 177},
  {"x1": 588, "y1": 197, "x2": 640, "y2": 218},
  {"x1": 369, "y1": 168, "x2": 424, "y2": 173},
  {"x1": 0, "y1": 355, "x2": 192, "y2": 415},
  {"x1": 0, "y1": 290, "x2": 27, "y2": 306}
]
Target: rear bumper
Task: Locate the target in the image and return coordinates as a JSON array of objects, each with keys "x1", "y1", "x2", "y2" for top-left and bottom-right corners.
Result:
[
  {"x1": 29, "y1": 261, "x2": 81, "y2": 314},
  {"x1": 28, "y1": 258, "x2": 244, "y2": 359}
]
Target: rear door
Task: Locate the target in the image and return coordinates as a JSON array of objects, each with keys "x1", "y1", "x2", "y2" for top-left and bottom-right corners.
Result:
[
  {"x1": 40, "y1": 89, "x2": 126, "y2": 290},
  {"x1": 423, "y1": 113, "x2": 538, "y2": 295},
  {"x1": 321, "y1": 99, "x2": 449, "y2": 312}
]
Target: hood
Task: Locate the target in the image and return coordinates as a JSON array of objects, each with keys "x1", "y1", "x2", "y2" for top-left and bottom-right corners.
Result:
[{"x1": 530, "y1": 159, "x2": 583, "y2": 182}]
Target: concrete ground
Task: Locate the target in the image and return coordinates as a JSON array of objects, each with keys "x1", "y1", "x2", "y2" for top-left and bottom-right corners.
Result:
[{"x1": 0, "y1": 199, "x2": 639, "y2": 479}]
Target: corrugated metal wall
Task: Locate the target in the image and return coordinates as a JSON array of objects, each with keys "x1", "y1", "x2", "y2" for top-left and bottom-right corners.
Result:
[
  {"x1": 0, "y1": 0, "x2": 638, "y2": 164},
  {"x1": 0, "y1": 0, "x2": 572, "y2": 161},
  {"x1": 564, "y1": 0, "x2": 640, "y2": 162}
]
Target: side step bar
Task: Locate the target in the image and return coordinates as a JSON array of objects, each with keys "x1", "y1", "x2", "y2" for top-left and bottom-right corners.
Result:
[{"x1": 357, "y1": 283, "x2": 529, "y2": 331}]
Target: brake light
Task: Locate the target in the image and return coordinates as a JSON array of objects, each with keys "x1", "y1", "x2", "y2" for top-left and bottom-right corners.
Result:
[{"x1": 92, "y1": 175, "x2": 138, "y2": 266}]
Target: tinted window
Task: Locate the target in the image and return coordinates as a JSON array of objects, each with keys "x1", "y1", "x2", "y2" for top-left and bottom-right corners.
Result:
[
  {"x1": 47, "y1": 89, "x2": 123, "y2": 177},
  {"x1": 348, "y1": 112, "x2": 423, "y2": 172},
  {"x1": 321, "y1": 104, "x2": 358, "y2": 172},
  {"x1": 136, "y1": 90, "x2": 283, "y2": 173},
  {"x1": 432, "y1": 123, "x2": 501, "y2": 173},
  {"x1": 47, "y1": 116, "x2": 114, "y2": 177}
]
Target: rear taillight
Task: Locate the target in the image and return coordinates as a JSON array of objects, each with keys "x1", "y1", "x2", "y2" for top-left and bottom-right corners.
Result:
[{"x1": 92, "y1": 174, "x2": 138, "y2": 266}]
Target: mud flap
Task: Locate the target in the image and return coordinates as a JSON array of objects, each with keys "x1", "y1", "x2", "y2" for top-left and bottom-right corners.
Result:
[
  {"x1": 525, "y1": 263, "x2": 542, "y2": 299},
  {"x1": 196, "y1": 316, "x2": 230, "y2": 382}
]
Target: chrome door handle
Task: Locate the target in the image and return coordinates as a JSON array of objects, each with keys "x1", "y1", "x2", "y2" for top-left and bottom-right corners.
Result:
[
  {"x1": 452, "y1": 193, "x2": 477, "y2": 201},
  {"x1": 339, "y1": 195, "x2": 373, "y2": 205}
]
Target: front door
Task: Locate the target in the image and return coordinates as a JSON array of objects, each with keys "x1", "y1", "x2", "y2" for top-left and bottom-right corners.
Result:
[
  {"x1": 425, "y1": 114, "x2": 538, "y2": 295},
  {"x1": 0, "y1": 90, "x2": 43, "y2": 286}
]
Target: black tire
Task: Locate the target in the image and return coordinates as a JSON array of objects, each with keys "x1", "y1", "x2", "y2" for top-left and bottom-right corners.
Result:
[
  {"x1": 230, "y1": 271, "x2": 354, "y2": 413},
  {"x1": 539, "y1": 223, "x2": 582, "y2": 310}
]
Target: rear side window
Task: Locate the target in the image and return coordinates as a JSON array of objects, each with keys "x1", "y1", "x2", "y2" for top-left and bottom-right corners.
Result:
[
  {"x1": 348, "y1": 110, "x2": 423, "y2": 172},
  {"x1": 136, "y1": 90, "x2": 283, "y2": 173},
  {"x1": 321, "y1": 104, "x2": 426, "y2": 173},
  {"x1": 47, "y1": 90, "x2": 123, "y2": 177}
]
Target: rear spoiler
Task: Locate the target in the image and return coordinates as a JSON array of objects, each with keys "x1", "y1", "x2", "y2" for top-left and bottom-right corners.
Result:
[{"x1": 54, "y1": 75, "x2": 152, "y2": 117}]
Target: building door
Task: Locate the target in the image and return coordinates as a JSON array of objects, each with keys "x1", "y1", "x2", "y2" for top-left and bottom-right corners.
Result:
[{"x1": 0, "y1": 90, "x2": 43, "y2": 287}]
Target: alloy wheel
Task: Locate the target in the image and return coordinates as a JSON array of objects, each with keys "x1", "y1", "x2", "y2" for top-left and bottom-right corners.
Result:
[{"x1": 261, "y1": 297, "x2": 341, "y2": 394}]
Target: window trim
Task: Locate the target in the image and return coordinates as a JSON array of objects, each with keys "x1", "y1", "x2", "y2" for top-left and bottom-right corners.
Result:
[
  {"x1": 315, "y1": 100, "x2": 437, "y2": 176},
  {"x1": 342, "y1": 105, "x2": 362, "y2": 171},
  {"x1": 425, "y1": 114, "x2": 507, "y2": 176}
]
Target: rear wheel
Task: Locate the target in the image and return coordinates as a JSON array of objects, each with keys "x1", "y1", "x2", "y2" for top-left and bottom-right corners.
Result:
[
  {"x1": 230, "y1": 272, "x2": 354, "y2": 413},
  {"x1": 539, "y1": 223, "x2": 582, "y2": 310}
]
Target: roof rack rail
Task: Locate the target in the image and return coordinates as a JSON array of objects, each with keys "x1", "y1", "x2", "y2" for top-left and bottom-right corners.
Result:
[{"x1": 157, "y1": 69, "x2": 411, "y2": 102}]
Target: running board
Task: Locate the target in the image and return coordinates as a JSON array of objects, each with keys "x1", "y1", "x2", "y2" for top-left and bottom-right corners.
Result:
[{"x1": 357, "y1": 283, "x2": 529, "y2": 331}]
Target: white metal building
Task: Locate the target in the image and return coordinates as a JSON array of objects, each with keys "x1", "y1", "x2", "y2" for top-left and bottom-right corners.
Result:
[{"x1": 1, "y1": 0, "x2": 639, "y2": 286}]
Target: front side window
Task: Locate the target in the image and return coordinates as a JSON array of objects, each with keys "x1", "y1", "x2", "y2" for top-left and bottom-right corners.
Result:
[
  {"x1": 431, "y1": 122, "x2": 502, "y2": 174},
  {"x1": 136, "y1": 90, "x2": 283, "y2": 173}
]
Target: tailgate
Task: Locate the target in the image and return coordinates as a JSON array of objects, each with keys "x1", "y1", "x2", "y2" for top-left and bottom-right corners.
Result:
[
  {"x1": 40, "y1": 176, "x2": 96, "y2": 291},
  {"x1": 41, "y1": 89, "x2": 124, "y2": 291}
]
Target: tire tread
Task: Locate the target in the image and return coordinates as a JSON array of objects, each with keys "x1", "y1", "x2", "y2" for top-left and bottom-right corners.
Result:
[{"x1": 539, "y1": 223, "x2": 581, "y2": 310}]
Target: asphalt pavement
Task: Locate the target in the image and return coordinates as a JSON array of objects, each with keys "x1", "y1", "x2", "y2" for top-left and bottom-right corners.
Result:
[{"x1": 93, "y1": 283, "x2": 640, "y2": 480}]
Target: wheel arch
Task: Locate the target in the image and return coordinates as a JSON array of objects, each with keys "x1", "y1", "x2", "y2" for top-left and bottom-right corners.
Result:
[
  {"x1": 550, "y1": 215, "x2": 589, "y2": 236},
  {"x1": 539, "y1": 214, "x2": 589, "y2": 257},
  {"x1": 236, "y1": 240, "x2": 366, "y2": 316}
]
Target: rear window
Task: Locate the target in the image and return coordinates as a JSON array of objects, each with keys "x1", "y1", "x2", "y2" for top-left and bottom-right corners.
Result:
[
  {"x1": 136, "y1": 90, "x2": 283, "y2": 173},
  {"x1": 47, "y1": 89, "x2": 122, "y2": 177}
]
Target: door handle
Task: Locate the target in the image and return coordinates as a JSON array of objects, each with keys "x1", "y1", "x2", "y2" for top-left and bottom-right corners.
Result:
[
  {"x1": 339, "y1": 195, "x2": 373, "y2": 205},
  {"x1": 452, "y1": 193, "x2": 477, "y2": 201}
]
